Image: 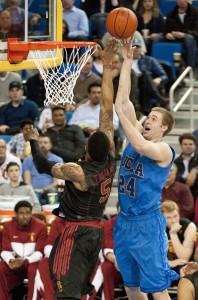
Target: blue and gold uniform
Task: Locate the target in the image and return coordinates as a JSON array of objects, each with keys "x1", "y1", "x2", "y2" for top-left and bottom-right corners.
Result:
[{"x1": 114, "y1": 143, "x2": 179, "y2": 293}]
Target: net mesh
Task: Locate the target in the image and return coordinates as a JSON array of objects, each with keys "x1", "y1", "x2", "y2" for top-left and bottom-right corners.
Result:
[{"x1": 31, "y1": 45, "x2": 96, "y2": 106}]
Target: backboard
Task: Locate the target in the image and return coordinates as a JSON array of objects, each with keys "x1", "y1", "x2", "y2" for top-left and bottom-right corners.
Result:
[{"x1": 0, "y1": 0, "x2": 62, "y2": 71}]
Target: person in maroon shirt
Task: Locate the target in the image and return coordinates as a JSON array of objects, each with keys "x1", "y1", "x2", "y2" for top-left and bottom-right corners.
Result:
[
  {"x1": 0, "y1": 200, "x2": 47, "y2": 300},
  {"x1": 162, "y1": 164, "x2": 194, "y2": 219}
]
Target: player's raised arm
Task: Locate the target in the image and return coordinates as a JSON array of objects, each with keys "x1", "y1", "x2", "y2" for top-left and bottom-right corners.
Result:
[
  {"x1": 24, "y1": 127, "x2": 88, "y2": 190},
  {"x1": 98, "y1": 38, "x2": 120, "y2": 156},
  {"x1": 115, "y1": 38, "x2": 143, "y2": 132}
]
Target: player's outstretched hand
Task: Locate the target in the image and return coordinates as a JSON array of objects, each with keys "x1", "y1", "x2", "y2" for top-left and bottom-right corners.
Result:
[
  {"x1": 98, "y1": 37, "x2": 121, "y2": 64},
  {"x1": 23, "y1": 125, "x2": 39, "y2": 141},
  {"x1": 121, "y1": 36, "x2": 135, "y2": 61}
]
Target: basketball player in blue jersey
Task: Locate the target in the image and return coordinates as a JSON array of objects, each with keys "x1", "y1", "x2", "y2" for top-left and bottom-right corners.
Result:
[
  {"x1": 23, "y1": 38, "x2": 120, "y2": 300},
  {"x1": 114, "y1": 38, "x2": 179, "y2": 300}
]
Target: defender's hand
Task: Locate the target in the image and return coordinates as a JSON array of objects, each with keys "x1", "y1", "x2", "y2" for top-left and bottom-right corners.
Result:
[{"x1": 23, "y1": 126, "x2": 39, "y2": 141}]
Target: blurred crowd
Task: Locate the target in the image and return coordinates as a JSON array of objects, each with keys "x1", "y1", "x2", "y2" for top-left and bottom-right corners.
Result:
[{"x1": 0, "y1": 0, "x2": 198, "y2": 299}]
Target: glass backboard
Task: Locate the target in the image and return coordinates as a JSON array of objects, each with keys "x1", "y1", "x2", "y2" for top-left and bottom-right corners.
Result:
[{"x1": 0, "y1": 0, "x2": 62, "y2": 70}]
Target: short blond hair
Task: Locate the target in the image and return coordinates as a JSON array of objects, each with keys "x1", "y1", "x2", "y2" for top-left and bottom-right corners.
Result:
[
  {"x1": 151, "y1": 107, "x2": 175, "y2": 136},
  {"x1": 161, "y1": 200, "x2": 179, "y2": 214}
]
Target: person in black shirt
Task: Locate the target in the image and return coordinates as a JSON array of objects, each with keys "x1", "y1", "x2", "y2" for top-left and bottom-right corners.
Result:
[{"x1": 24, "y1": 38, "x2": 120, "y2": 300}]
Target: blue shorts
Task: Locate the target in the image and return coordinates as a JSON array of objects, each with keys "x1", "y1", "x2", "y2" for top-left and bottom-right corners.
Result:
[{"x1": 113, "y1": 210, "x2": 179, "y2": 293}]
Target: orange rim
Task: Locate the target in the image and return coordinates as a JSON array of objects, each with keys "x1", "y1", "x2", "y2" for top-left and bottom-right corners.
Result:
[{"x1": 7, "y1": 38, "x2": 97, "y2": 63}]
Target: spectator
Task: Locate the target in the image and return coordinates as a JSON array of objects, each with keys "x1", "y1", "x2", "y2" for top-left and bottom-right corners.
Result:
[
  {"x1": 7, "y1": 119, "x2": 33, "y2": 161},
  {"x1": 46, "y1": 106, "x2": 85, "y2": 162},
  {"x1": 73, "y1": 56, "x2": 102, "y2": 104},
  {"x1": 136, "y1": 0, "x2": 165, "y2": 54},
  {"x1": 0, "y1": 162, "x2": 41, "y2": 212},
  {"x1": 0, "y1": 81, "x2": 39, "y2": 135},
  {"x1": 26, "y1": 71, "x2": 46, "y2": 112},
  {"x1": 69, "y1": 82, "x2": 119, "y2": 137},
  {"x1": 132, "y1": 37, "x2": 169, "y2": 114},
  {"x1": 161, "y1": 200, "x2": 196, "y2": 278},
  {"x1": 162, "y1": 164, "x2": 194, "y2": 219},
  {"x1": 62, "y1": 0, "x2": 89, "y2": 41},
  {"x1": 62, "y1": 19, "x2": 69, "y2": 40},
  {"x1": 0, "y1": 138, "x2": 21, "y2": 185},
  {"x1": 0, "y1": 9, "x2": 24, "y2": 40},
  {"x1": 163, "y1": 0, "x2": 198, "y2": 70},
  {"x1": 174, "y1": 133, "x2": 198, "y2": 200},
  {"x1": 22, "y1": 134, "x2": 63, "y2": 201},
  {"x1": 0, "y1": 200, "x2": 47, "y2": 300},
  {"x1": 38, "y1": 104, "x2": 55, "y2": 133},
  {"x1": 0, "y1": 71, "x2": 22, "y2": 106}
]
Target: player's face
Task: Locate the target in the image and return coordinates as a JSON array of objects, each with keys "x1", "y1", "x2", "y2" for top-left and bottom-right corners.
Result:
[
  {"x1": 143, "y1": 111, "x2": 167, "y2": 141},
  {"x1": 7, "y1": 165, "x2": 20, "y2": 182},
  {"x1": 180, "y1": 139, "x2": 196, "y2": 155},
  {"x1": 164, "y1": 210, "x2": 180, "y2": 228},
  {"x1": 16, "y1": 207, "x2": 32, "y2": 227}
]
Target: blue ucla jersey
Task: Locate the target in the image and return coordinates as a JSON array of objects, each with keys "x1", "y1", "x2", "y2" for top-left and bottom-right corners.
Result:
[{"x1": 118, "y1": 143, "x2": 175, "y2": 216}]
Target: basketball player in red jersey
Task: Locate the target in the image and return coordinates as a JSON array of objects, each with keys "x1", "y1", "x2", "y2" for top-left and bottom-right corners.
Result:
[{"x1": 24, "y1": 38, "x2": 120, "y2": 300}]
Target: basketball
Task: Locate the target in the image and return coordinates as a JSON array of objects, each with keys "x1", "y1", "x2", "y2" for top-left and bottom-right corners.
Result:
[{"x1": 106, "y1": 7, "x2": 138, "y2": 39}]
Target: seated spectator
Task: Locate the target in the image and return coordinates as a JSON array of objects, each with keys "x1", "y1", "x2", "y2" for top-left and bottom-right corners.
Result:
[
  {"x1": 174, "y1": 133, "x2": 198, "y2": 200},
  {"x1": 0, "y1": 200, "x2": 47, "y2": 300},
  {"x1": 62, "y1": 0, "x2": 89, "y2": 41},
  {"x1": 0, "y1": 162, "x2": 41, "y2": 212},
  {"x1": 38, "y1": 104, "x2": 55, "y2": 133},
  {"x1": 0, "y1": 9, "x2": 24, "y2": 40},
  {"x1": 26, "y1": 71, "x2": 46, "y2": 112},
  {"x1": 131, "y1": 38, "x2": 169, "y2": 114},
  {"x1": 46, "y1": 106, "x2": 85, "y2": 162},
  {"x1": 136, "y1": 0, "x2": 165, "y2": 54},
  {"x1": 0, "y1": 71, "x2": 22, "y2": 106},
  {"x1": 162, "y1": 164, "x2": 194, "y2": 219},
  {"x1": 73, "y1": 56, "x2": 102, "y2": 104},
  {"x1": 0, "y1": 138, "x2": 21, "y2": 185},
  {"x1": 91, "y1": 40, "x2": 104, "y2": 77},
  {"x1": 0, "y1": 81, "x2": 39, "y2": 135},
  {"x1": 34, "y1": 217, "x2": 66, "y2": 300},
  {"x1": 69, "y1": 83, "x2": 119, "y2": 137},
  {"x1": 22, "y1": 134, "x2": 63, "y2": 201},
  {"x1": 161, "y1": 200, "x2": 196, "y2": 279},
  {"x1": 159, "y1": 0, "x2": 198, "y2": 70},
  {"x1": 7, "y1": 119, "x2": 33, "y2": 160}
]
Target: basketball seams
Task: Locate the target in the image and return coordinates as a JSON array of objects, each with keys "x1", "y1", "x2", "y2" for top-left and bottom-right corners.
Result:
[{"x1": 106, "y1": 7, "x2": 138, "y2": 39}]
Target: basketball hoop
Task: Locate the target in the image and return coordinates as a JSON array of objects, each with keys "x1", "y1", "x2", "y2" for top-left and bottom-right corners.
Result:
[{"x1": 7, "y1": 38, "x2": 97, "y2": 105}]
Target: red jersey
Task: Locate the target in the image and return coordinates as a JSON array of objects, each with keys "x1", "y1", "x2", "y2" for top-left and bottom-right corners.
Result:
[{"x1": 1, "y1": 216, "x2": 47, "y2": 265}]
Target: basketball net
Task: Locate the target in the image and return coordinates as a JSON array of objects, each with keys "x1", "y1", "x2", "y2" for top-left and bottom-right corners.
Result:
[{"x1": 31, "y1": 45, "x2": 96, "y2": 106}]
